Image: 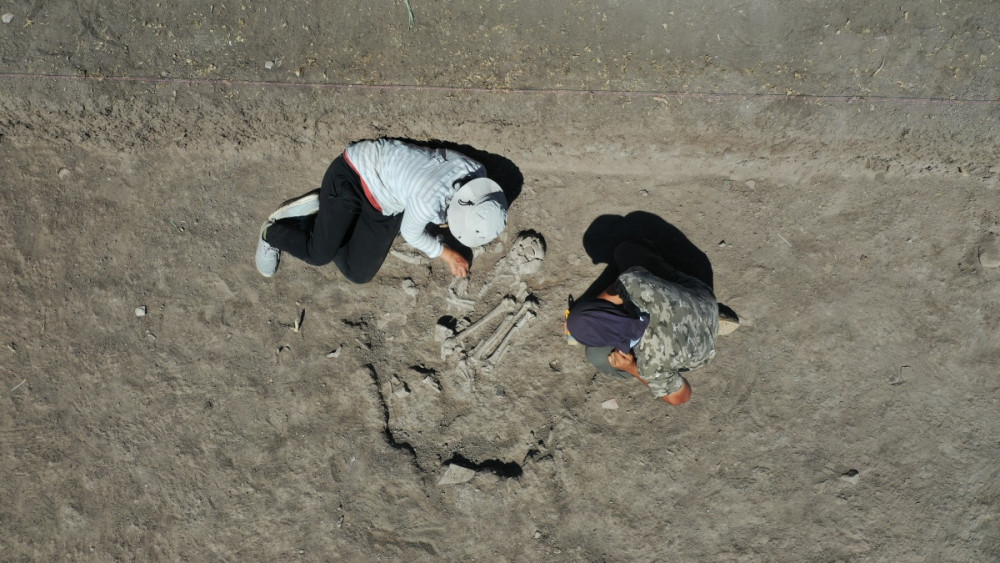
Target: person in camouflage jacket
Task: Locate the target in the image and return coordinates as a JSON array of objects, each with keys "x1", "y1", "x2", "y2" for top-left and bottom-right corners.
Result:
[{"x1": 567, "y1": 241, "x2": 734, "y2": 405}]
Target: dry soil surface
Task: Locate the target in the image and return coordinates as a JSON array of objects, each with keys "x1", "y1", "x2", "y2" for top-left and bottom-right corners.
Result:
[{"x1": 2, "y1": 1, "x2": 1000, "y2": 561}]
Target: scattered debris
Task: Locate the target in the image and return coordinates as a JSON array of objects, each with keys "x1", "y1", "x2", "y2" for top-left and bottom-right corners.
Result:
[
  {"x1": 389, "y1": 249, "x2": 427, "y2": 265},
  {"x1": 11, "y1": 379, "x2": 26, "y2": 391},
  {"x1": 978, "y1": 233, "x2": 1000, "y2": 268},
  {"x1": 438, "y1": 463, "x2": 476, "y2": 485},
  {"x1": 401, "y1": 278, "x2": 419, "y2": 297},
  {"x1": 134, "y1": 306, "x2": 147, "y2": 317},
  {"x1": 403, "y1": 0, "x2": 415, "y2": 29},
  {"x1": 601, "y1": 399, "x2": 619, "y2": 410},
  {"x1": 889, "y1": 365, "x2": 909, "y2": 386},
  {"x1": 422, "y1": 375, "x2": 441, "y2": 392},
  {"x1": 871, "y1": 57, "x2": 885, "y2": 77},
  {"x1": 391, "y1": 375, "x2": 410, "y2": 398}
]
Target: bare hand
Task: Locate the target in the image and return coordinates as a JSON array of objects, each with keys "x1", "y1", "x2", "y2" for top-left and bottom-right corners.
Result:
[
  {"x1": 440, "y1": 246, "x2": 470, "y2": 278},
  {"x1": 608, "y1": 349, "x2": 637, "y2": 372}
]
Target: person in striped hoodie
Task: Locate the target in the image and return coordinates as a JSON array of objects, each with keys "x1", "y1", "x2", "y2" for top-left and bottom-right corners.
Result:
[{"x1": 255, "y1": 138, "x2": 509, "y2": 283}]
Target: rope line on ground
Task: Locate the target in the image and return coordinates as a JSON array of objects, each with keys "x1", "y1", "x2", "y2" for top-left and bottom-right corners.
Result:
[{"x1": 1, "y1": 70, "x2": 998, "y2": 106}]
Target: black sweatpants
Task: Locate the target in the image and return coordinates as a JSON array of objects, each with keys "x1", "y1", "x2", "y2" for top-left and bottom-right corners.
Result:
[{"x1": 265, "y1": 156, "x2": 404, "y2": 284}]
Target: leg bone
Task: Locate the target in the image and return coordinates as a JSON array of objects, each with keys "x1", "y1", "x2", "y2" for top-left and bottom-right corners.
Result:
[
  {"x1": 470, "y1": 301, "x2": 532, "y2": 362},
  {"x1": 486, "y1": 308, "x2": 536, "y2": 366}
]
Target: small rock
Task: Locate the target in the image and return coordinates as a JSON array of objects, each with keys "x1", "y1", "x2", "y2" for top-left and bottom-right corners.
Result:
[
  {"x1": 978, "y1": 234, "x2": 1000, "y2": 268},
  {"x1": 58, "y1": 167, "x2": 71, "y2": 179},
  {"x1": 438, "y1": 464, "x2": 476, "y2": 485},
  {"x1": 422, "y1": 376, "x2": 441, "y2": 392},
  {"x1": 391, "y1": 376, "x2": 410, "y2": 398},
  {"x1": 533, "y1": 531, "x2": 543, "y2": 539},
  {"x1": 145, "y1": 331, "x2": 156, "y2": 342},
  {"x1": 2, "y1": 13, "x2": 13, "y2": 24},
  {"x1": 745, "y1": 179, "x2": 757, "y2": 189},
  {"x1": 840, "y1": 469, "x2": 860, "y2": 484},
  {"x1": 718, "y1": 240, "x2": 727, "y2": 248},
  {"x1": 264, "y1": 60, "x2": 275, "y2": 69},
  {"x1": 134, "y1": 306, "x2": 147, "y2": 317},
  {"x1": 638, "y1": 189, "x2": 650, "y2": 197},
  {"x1": 548, "y1": 360, "x2": 562, "y2": 372},
  {"x1": 401, "y1": 278, "x2": 419, "y2": 297},
  {"x1": 326, "y1": 347, "x2": 341, "y2": 358},
  {"x1": 601, "y1": 399, "x2": 619, "y2": 410}
]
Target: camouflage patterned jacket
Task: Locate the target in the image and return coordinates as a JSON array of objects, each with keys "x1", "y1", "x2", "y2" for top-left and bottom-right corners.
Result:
[{"x1": 617, "y1": 266, "x2": 719, "y2": 397}]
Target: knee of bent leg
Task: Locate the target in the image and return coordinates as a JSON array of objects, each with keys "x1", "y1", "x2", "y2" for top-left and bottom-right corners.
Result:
[
  {"x1": 340, "y1": 266, "x2": 377, "y2": 284},
  {"x1": 300, "y1": 249, "x2": 338, "y2": 267}
]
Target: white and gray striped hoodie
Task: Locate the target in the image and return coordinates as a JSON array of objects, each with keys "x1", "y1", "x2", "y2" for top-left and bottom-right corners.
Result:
[{"x1": 344, "y1": 138, "x2": 486, "y2": 258}]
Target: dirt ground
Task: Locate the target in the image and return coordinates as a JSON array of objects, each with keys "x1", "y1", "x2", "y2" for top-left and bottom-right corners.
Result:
[{"x1": 2, "y1": 1, "x2": 999, "y2": 560}]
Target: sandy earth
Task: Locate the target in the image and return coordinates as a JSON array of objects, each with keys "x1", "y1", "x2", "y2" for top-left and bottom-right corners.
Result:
[{"x1": 2, "y1": 1, "x2": 1000, "y2": 560}]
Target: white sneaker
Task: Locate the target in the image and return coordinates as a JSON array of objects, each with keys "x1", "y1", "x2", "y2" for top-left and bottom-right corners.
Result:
[
  {"x1": 268, "y1": 191, "x2": 320, "y2": 221},
  {"x1": 255, "y1": 220, "x2": 280, "y2": 277}
]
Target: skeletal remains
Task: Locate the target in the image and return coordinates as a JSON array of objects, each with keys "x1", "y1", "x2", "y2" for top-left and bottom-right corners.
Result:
[
  {"x1": 437, "y1": 233, "x2": 545, "y2": 375},
  {"x1": 440, "y1": 295, "x2": 537, "y2": 369}
]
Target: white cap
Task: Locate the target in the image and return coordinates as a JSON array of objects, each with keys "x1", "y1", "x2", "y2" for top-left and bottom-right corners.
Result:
[{"x1": 447, "y1": 177, "x2": 508, "y2": 247}]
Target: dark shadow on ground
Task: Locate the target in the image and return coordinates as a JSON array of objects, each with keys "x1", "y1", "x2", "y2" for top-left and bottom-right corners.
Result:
[
  {"x1": 408, "y1": 138, "x2": 524, "y2": 206},
  {"x1": 579, "y1": 211, "x2": 714, "y2": 300}
]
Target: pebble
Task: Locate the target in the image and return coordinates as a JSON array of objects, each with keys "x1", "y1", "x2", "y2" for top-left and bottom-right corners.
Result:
[
  {"x1": 745, "y1": 179, "x2": 757, "y2": 189},
  {"x1": 978, "y1": 234, "x2": 1000, "y2": 268},
  {"x1": 134, "y1": 306, "x2": 147, "y2": 317},
  {"x1": 438, "y1": 464, "x2": 476, "y2": 485},
  {"x1": 58, "y1": 167, "x2": 71, "y2": 179},
  {"x1": 401, "y1": 278, "x2": 419, "y2": 297},
  {"x1": 2, "y1": 14, "x2": 13, "y2": 24},
  {"x1": 638, "y1": 189, "x2": 650, "y2": 197},
  {"x1": 326, "y1": 347, "x2": 341, "y2": 358},
  {"x1": 264, "y1": 60, "x2": 275, "y2": 69},
  {"x1": 840, "y1": 469, "x2": 860, "y2": 484},
  {"x1": 601, "y1": 399, "x2": 619, "y2": 410}
]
